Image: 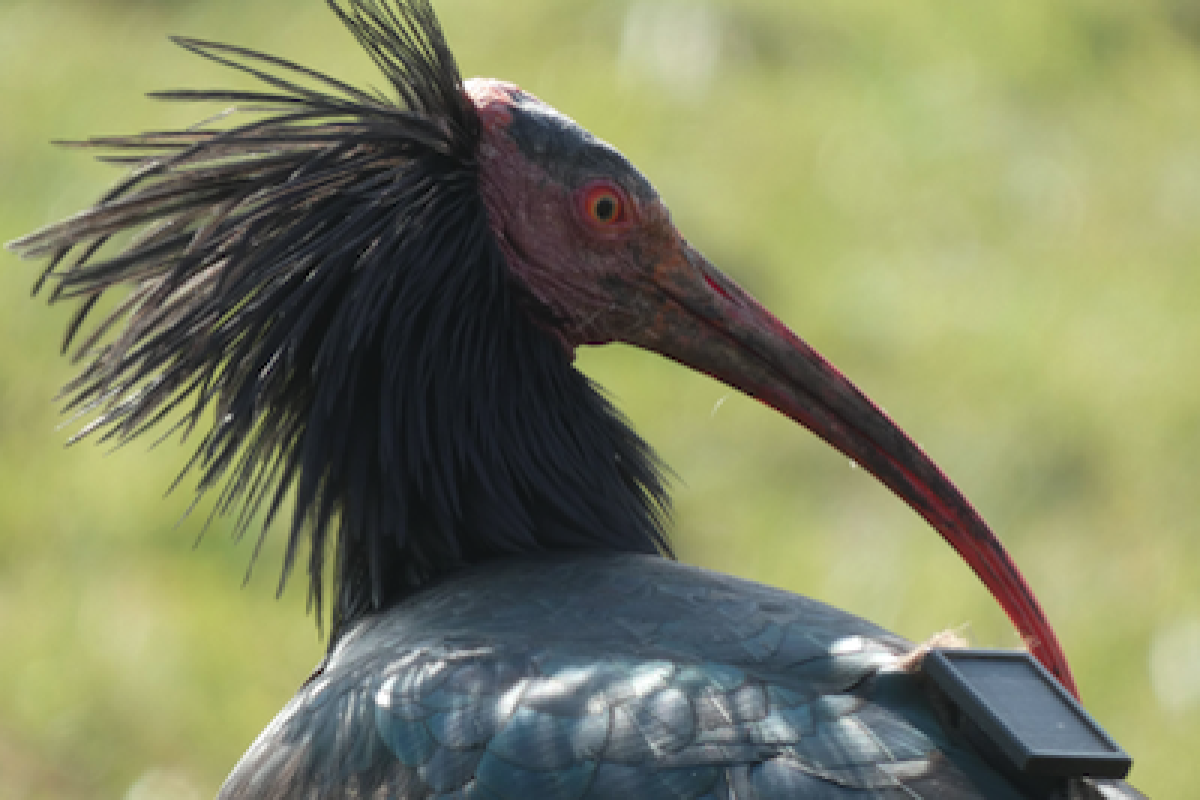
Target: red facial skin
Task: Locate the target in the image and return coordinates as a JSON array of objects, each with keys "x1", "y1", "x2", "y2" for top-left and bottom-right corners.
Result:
[
  {"x1": 465, "y1": 78, "x2": 1079, "y2": 699},
  {"x1": 470, "y1": 78, "x2": 680, "y2": 349}
]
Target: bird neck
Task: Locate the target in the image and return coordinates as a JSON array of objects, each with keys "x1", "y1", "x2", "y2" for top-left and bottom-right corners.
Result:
[{"x1": 325, "y1": 245, "x2": 671, "y2": 643}]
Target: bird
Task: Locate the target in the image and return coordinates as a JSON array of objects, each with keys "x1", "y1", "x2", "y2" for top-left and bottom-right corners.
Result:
[{"x1": 9, "y1": 1, "x2": 1143, "y2": 797}]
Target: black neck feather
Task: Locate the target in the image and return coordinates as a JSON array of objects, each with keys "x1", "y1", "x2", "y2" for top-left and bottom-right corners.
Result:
[{"x1": 9, "y1": 0, "x2": 671, "y2": 643}]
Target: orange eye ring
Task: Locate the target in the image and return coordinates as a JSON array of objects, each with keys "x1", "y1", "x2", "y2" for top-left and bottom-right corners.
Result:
[{"x1": 578, "y1": 180, "x2": 629, "y2": 230}]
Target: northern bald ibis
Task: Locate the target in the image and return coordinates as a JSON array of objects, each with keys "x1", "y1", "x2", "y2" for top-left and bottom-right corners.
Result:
[{"x1": 10, "y1": 1, "x2": 1141, "y2": 797}]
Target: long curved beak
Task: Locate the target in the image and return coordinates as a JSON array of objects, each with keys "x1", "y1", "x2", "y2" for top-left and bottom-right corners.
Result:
[{"x1": 624, "y1": 241, "x2": 1078, "y2": 698}]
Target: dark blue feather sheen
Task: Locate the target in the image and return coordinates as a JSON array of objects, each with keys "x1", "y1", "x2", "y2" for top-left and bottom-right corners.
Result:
[
  {"x1": 7, "y1": 0, "x2": 671, "y2": 643},
  {"x1": 221, "y1": 556, "x2": 1146, "y2": 799},
  {"x1": 219, "y1": 555, "x2": 1039, "y2": 799}
]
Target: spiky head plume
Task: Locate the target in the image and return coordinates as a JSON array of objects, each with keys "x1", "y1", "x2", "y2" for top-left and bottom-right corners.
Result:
[{"x1": 9, "y1": 0, "x2": 671, "y2": 641}]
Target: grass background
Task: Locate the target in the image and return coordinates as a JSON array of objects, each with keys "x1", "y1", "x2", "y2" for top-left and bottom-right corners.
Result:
[{"x1": 2, "y1": 0, "x2": 1198, "y2": 796}]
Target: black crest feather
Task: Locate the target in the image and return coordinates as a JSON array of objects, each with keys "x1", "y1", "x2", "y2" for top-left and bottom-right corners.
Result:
[{"x1": 9, "y1": 0, "x2": 671, "y2": 641}]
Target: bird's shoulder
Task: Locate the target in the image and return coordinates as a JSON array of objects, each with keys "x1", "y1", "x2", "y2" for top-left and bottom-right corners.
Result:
[{"x1": 217, "y1": 555, "x2": 1024, "y2": 799}]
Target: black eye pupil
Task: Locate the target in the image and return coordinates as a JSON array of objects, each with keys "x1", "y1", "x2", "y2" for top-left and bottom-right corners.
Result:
[{"x1": 594, "y1": 196, "x2": 616, "y2": 221}]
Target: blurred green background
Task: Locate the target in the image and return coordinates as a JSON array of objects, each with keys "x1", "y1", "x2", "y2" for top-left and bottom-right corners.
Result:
[{"x1": 2, "y1": 0, "x2": 1198, "y2": 796}]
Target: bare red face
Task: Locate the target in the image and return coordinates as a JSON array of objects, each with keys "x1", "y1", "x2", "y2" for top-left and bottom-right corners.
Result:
[
  {"x1": 466, "y1": 78, "x2": 1079, "y2": 697},
  {"x1": 468, "y1": 78, "x2": 687, "y2": 348}
]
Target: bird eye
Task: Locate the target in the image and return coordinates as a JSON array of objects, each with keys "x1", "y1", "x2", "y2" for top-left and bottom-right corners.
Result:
[
  {"x1": 578, "y1": 181, "x2": 628, "y2": 230},
  {"x1": 592, "y1": 194, "x2": 618, "y2": 222}
]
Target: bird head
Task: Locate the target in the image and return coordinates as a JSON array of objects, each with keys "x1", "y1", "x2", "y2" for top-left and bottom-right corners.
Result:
[
  {"x1": 8, "y1": 0, "x2": 1077, "y2": 697},
  {"x1": 469, "y1": 78, "x2": 1078, "y2": 696}
]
